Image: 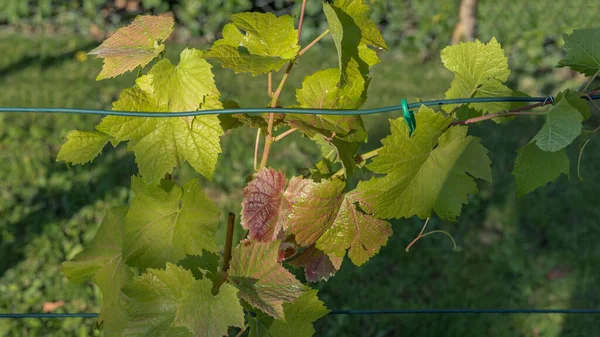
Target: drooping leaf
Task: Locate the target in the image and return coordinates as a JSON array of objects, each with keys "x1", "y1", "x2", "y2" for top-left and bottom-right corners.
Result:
[
  {"x1": 241, "y1": 168, "x2": 288, "y2": 241},
  {"x1": 512, "y1": 143, "x2": 570, "y2": 196},
  {"x1": 228, "y1": 241, "x2": 304, "y2": 319},
  {"x1": 557, "y1": 28, "x2": 600, "y2": 76},
  {"x1": 203, "y1": 12, "x2": 299, "y2": 75},
  {"x1": 288, "y1": 245, "x2": 343, "y2": 282},
  {"x1": 123, "y1": 177, "x2": 220, "y2": 270},
  {"x1": 441, "y1": 38, "x2": 516, "y2": 113},
  {"x1": 531, "y1": 90, "x2": 584, "y2": 152},
  {"x1": 148, "y1": 48, "x2": 220, "y2": 112},
  {"x1": 97, "y1": 72, "x2": 223, "y2": 183},
  {"x1": 89, "y1": 15, "x2": 174, "y2": 80},
  {"x1": 122, "y1": 263, "x2": 244, "y2": 337},
  {"x1": 323, "y1": 0, "x2": 386, "y2": 85},
  {"x1": 248, "y1": 289, "x2": 329, "y2": 337},
  {"x1": 312, "y1": 134, "x2": 361, "y2": 176},
  {"x1": 62, "y1": 207, "x2": 132, "y2": 323},
  {"x1": 57, "y1": 130, "x2": 112, "y2": 165},
  {"x1": 295, "y1": 67, "x2": 368, "y2": 110},
  {"x1": 287, "y1": 179, "x2": 392, "y2": 266},
  {"x1": 353, "y1": 106, "x2": 492, "y2": 221}
]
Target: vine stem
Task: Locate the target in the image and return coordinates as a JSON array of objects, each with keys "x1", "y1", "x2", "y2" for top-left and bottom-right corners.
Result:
[
  {"x1": 258, "y1": 1, "x2": 310, "y2": 169},
  {"x1": 222, "y1": 212, "x2": 236, "y2": 273},
  {"x1": 235, "y1": 324, "x2": 249, "y2": 337},
  {"x1": 253, "y1": 128, "x2": 261, "y2": 171},
  {"x1": 268, "y1": 71, "x2": 273, "y2": 97},
  {"x1": 299, "y1": 29, "x2": 329, "y2": 56},
  {"x1": 273, "y1": 127, "x2": 297, "y2": 142}
]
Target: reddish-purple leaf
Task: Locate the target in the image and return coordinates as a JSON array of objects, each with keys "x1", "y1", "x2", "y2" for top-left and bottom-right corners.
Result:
[
  {"x1": 241, "y1": 169, "x2": 315, "y2": 241},
  {"x1": 89, "y1": 15, "x2": 175, "y2": 80},
  {"x1": 288, "y1": 245, "x2": 343, "y2": 282}
]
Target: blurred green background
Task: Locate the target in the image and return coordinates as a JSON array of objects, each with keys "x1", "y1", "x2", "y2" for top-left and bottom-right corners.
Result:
[{"x1": 1, "y1": 1, "x2": 600, "y2": 336}]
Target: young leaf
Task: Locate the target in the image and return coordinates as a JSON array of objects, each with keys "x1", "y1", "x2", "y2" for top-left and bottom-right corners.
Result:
[
  {"x1": 288, "y1": 245, "x2": 343, "y2": 282},
  {"x1": 124, "y1": 178, "x2": 220, "y2": 270},
  {"x1": 62, "y1": 207, "x2": 132, "y2": 323},
  {"x1": 441, "y1": 38, "x2": 516, "y2": 113},
  {"x1": 203, "y1": 12, "x2": 299, "y2": 75},
  {"x1": 228, "y1": 241, "x2": 305, "y2": 320},
  {"x1": 287, "y1": 179, "x2": 392, "y2": 266},
  {"x1": 247, "y1": 289, "x2": 329, "y2": 337},
  {"x1": 353, "y1": 106, "x2": 492, "y2": 221},
  {"x1": 531, "y1": 91, "x2": 584, "y2": 152},
  {"x1": 122, "y1": 263, "x2": 244, "y2": 337},
  {"x1": 241, "y1": 170, "x2": 316, "y2": 242},
  {"x1": 557, "y1": 28, "x2": 600, "y2": 76},
  {"x1": 241, "y1": 168, "x2": 288, "y2": 241},
  {"x1": 89, "y1": 15, "x2": 174, "y2": 80},
  {"x1": 57, "y1": 130, "x2": 112, "y2": 165},
  {"x1": 97, "y1": 73, "x2": 223, "y2": 183},
  {"x1": 295, "y1": 68, "x2": 368, "y2": 110},
  {"x1": 148, "y1": 48, "x2": 220, "y2": 112},
  {"x1": 512, "y1": 143, "x2": 570, "y2": 196}
]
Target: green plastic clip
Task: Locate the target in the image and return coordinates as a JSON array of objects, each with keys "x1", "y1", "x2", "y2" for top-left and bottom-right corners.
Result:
[{"x1": 401, "y1": 98, "x2": 416, "y2": 136}]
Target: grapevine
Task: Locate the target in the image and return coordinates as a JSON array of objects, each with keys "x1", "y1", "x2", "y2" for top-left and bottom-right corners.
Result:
[{"x1": 56, "y1": 2, "x2": 600, "y2": 336}]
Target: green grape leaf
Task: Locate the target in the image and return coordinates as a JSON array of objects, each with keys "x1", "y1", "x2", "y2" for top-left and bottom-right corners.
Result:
[
  {"x1": 512, "y1": 143, "x2": 570, "y2": 196},
  {"x1": 288, "y1": 244, "x2": 343, "y2": 282},
  {"x1": 148, "y1": 48, "x2": 220, "y2": 112},
  {"x1": 295, "y1": 68, "x2": 368, "y2": 110},
  {"x1": 62, "y1": 206, "x2": 132, "y2": 323},
  {"x1": 97, "y1": 74, "x2": 223, "y2": 183},
  {"x1": 203, "y1": 13, "x2": 299, "y2": 75},
  {"x1": 228, "y1": 241, "x2": 304, "y2": 320},
  {"x1": 287, "y1": 179, "x2": 392, "y2": 266},
  {"x1": 531, "y1": 91, "x2": 584, "y2": 152},
  {"x1": 312, "y1": 134, "x2": 361, "y2": 176},
  {"x1": 57, "y1": 130, "x2": 112, "y2": 165},
  {"x1": 177, "y1": 251, "x2": 220, "y2": 281},
  {"x1": 557, "y1": 28, "x2": 600, "y2": 76},
  {"x1": 89, "y1": 15, "x2": 174, "y2": 80},
  {"x1": 441, "y1": 38, "x2": 514, "y2": 113},
  {"x1": 323, "y1": 0, "x2": 386, "y2": 85},
  {"x1": 248, "y1": 289, "x2": 329, "y2": 337},
  {"x1": 122, "y1": 263, "x2": 244, "y2": 337},
  {"x1": 353, "y1": 106, "x2": 492, "y2": 221},
  {"x1": 124, "y1": 177, "x2": 220, "y2": 270}
]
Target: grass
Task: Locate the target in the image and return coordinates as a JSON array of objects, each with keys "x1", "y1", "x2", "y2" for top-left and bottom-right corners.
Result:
[{"x1": 1, "y1": 33, "x2": 599, "y2": 337}]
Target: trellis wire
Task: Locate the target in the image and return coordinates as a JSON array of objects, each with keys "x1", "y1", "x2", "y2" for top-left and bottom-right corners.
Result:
[
  {"x1": 1, "y1": 95, "x2": 599, "y2": 117},
  {"x1": 2, "y1": 94, "x2": 600, "y2": 320},
  {"x1": 3, "y1": 309, "x2": 600, "y2": 319}
]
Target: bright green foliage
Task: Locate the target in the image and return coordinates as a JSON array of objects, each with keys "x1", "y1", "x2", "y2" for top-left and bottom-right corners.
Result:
[
  {"x1": 62, "y1": 207, "x2": 132, "y2": 324},
  {"x1": 512, "y1": 143, "x2": 570, "y2": 196},
  {"x1": 89, "y1": 15, "x2": 174, "y2": 80},
  {"x1": 56, "y1": 130, "x2": 111, "y2": 164},
  {"x1": 95, "y1": 74, "x2": 223, "y2": 183},
  {"x1": 248, "y1": 289, "x2": 329, "y2": 337},
  {"x1": 531, "y1": 91, "x2": 584, "y2": 152},
  {"x1": 203, "y1": 12, "x2": 299, "y2": 75},
  {"x1": 287, "y1": 179, "x2": 392, "y2": 266},
  {"x1": 557, "y1": 28, "x2": 600, "y2": 76},
  {"x1": 121, "y1": 263, "x2": 244, "y2": 337},
  {"x1": 323, "y1": 0, "x2": 387, "y2": 85},
  {"x1": 354, "y1": 106, "x2": 492, "y2": 221},
  {"x1": 228, "y1": 241, "x2": 304, "y2": 320},
  {"x1": 441, "y1": 38, "x2": 516, "y2": 113},
  {"x1": 177, "y1": 252, "x2": 220, "y2": 281},
  {"x1": 296, "y1": 68, "x2": 368, "y2": 110},
  {"x1": 148, "y1": 48, "x2": 220, "y2": 112},
  {"x1": 124, "y1": 177, "x2": 220, "y2": 270}
]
